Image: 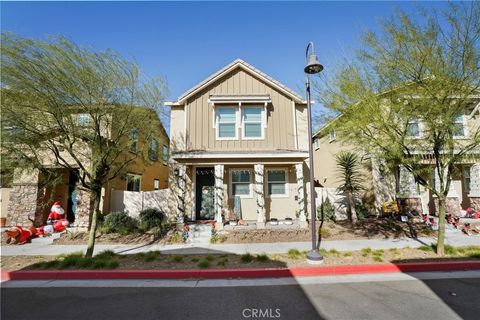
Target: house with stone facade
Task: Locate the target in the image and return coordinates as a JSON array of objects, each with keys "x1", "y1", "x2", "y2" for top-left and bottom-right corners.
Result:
[
  {"x1": 1, "y1": 107, "x2": 170, "y2": 227},
  {"x1": 312, "y1": 100, "x2": 480, "y2": 216},
  {"x1": 166, "y1": 59, "x2": 312, "y2": 230}
]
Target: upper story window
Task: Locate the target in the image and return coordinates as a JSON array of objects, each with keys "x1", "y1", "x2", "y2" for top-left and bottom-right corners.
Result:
[
  {"x1": 242, "y1": 107, "x2": 264, "y2": 139},
  {"x1": 406, "y1": 118, "x2": 421, "y2": 137},
  {"x1": 76, "y1": 113, "x2": 90, "y2": 126},
  {"x1": 230, "y1": 169, "x2": 252, "y2": 198},
  {"x1": 216, "y1": 107, "x2": 237, "y2": 139},
  {"x1": 453, "y1": 114, "x2": 466, "y2": 138},
  {"x1": 126, "y1": 173, "x2": 141, "y2": 192},
  {"x1": 328, "y1": 130, "x2": 336, "y2": 143},
  {"x1": 148, "y1": 138, "x2": 159, "y2": 161},
  {"x1": 129, "y1": 128, "x2": 138, "y2": 153},
  {"x1": 314, "y1": 138, "x2": 320, "y2": 150},
  {"x1": 162, "y1": 145, "x2": 169, "y2": 164}
]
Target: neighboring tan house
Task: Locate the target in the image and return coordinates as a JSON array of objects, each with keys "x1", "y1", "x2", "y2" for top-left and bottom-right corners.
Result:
[
  {"x1": 312, "y1": 101, "x2": 480, "y2": 216},
  {"x1": 1, "y1": 107, "x2": 169, "y2": 227},
  {"x1": 166, "y1": 59, "x2": 312, "y2": 229}
]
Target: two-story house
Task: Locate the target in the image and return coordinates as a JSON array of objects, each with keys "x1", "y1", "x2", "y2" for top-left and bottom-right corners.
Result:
[
  {"x1": 166, "y1": 59, "x2": 312, "y2": 229},
  {"x1": 312, "y1": 100, "x2": 480, "y2": 217},
  {"x1": 2, "y1": 107, "x2": 170, "y2": 227}
]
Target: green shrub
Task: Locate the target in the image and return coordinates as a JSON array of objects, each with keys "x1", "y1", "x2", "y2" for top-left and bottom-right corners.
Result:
[
  {"x1": 139, "y1": 208, "x2": 167, "y2": 233},
  {"x1": 373, "y1": 256, "x2": 383, "y2": 262},
  {"x1": 361, "y1": 248, "x2": 372, "y2": 257},
  {"x1": 172, "y1": 255, "x2": 184, "y2": 263},
  {"x1": 205, "y1": 255, "x2": 215, "y2": 261},
  {"x1": 418, "y1": 245, "x2": 434, "y2": 252},
  {"x1": 142, "y1": 251, "x2": 161, "y2": 262},
  {"x1": 101, "y1": 211, "x2": 138, "y2": 235},
  {"x1": 240, "y1": 253, "x2": 254, "y2": 263},
  {"x1": 198, "y1": 259, "x2": 210, "y2": 269},
  {"x1": 95, "y1": 250, "x2": 117, "y2": 259},
  {"x1": 59, "y1": 252, "x2": 84, "y2": 269},
  {"x1": 217, "y1": 259, "x2": 226, "y2": 267},
  {"x1": 355, "y1": 203, "x2": 369, "y2": 220},
  {"x1": 191, "y1": 257, "x2": 199, "y2": 262},
  {"x1": 256, "y1": 254, "x2": 269, "y2": 262},
  {"x1": 329, "y1": 249, "x2": 339, "y2": 256},
  {"x1": 343, "y1": 251, "x2": 353, "y2": 257},
  {"x1": 287, "y1": 249, "x2": 301, "y2": 259},
  {"x1": 317, "y1": 198, "x2": 336, "y2": 222}
]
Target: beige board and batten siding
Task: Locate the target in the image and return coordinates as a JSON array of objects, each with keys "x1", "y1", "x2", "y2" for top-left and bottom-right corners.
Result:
[{"x1": 185, "y1": 68, "x2": 301, "y2": 151}]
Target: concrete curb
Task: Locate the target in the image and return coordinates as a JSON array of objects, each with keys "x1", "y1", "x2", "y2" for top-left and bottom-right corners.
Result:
[{"x1": 2, "y1": 261, "x2": 480, "y2": 281}]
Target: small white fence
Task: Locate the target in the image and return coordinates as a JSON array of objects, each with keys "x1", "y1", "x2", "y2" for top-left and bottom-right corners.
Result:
[
  {"x1": 315, "y1": 187, "x2": 348, "y2": 220},
  {"x1": 110, "y1": 189, "x2": 170, "y2": 218}
]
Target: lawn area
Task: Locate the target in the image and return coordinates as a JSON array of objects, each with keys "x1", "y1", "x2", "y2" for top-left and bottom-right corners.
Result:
[{"x1": 1, "y1": 245, "x2": 479, "y2": 272}]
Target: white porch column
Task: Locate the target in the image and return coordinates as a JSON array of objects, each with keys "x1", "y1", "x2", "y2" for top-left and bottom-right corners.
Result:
[
  {"x1": 295, "y1": 163, "x2": 307, "y2": 224},
  {"x1": 176, "y1": 164, "x2": 186, "y2": 224},
  {"x1": 398, "y1": 166, "x2": 419, "y2": 198},
  {"x1": 469, "y1": 163, "x2": 480, "y2": 197},
  {"x1": 254, "y1": 164, "x2": 266, "y2": 229},
  {"x1": 214, "y1": 164, "x2": 225, "y2": 229}
]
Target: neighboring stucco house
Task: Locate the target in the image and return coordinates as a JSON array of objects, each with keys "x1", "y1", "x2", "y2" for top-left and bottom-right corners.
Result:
[
  {"x1": 166, "y1": 59, "x2": 312, "y2": 229},
  {"x1": 1, "y1": 107, "x2": 169, "y2": 227},
  {"x1": 312, "y1": 101, "x2": 480, "y2": 216}
]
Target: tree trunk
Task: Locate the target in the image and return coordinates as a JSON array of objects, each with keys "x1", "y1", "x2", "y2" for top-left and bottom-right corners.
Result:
[
  {"x1": 85, "y1": 189, "x2": 101, "y2": 258},
  {"x1": 436, "y1": 196, "x2": 446, "y2": 255},
  {"x1": 347, "y1": 192, "x2": 356, "y2": 226}
]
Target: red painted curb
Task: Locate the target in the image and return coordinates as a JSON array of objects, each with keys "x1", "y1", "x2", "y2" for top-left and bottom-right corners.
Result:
[{"x1": 2, "y1": 261, "x2": 479, "y2": 281}]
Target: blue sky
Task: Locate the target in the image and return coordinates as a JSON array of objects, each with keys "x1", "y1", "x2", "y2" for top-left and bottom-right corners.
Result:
[{"x1": 1, "y1": 1, "x2": 449, "y2": 130}]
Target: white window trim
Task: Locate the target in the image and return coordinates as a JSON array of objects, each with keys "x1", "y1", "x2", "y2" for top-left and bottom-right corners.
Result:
[
  {"x1": 215, "y1": 106, "x2": 239, "y2": 140},
  {"x1": 229, "y1": 168, "x2": 253, "y2": 198},
  {"x1": 126, "y1": 173, "x2": 142, "y2": 192},
  {"x1": 76, "y1": 113, "x2": 90, "y2": 126},
  {"x1": 162, "y1": 144, "x2": 168, "y2": 165},
  {"x1": 328, "y1": 130, "x2": 336, "y2": 143},
  {"x1": 453, "y1": 114, "x2": 468, "y2": 139},
  {"x1": 406, "y1": 118, "x2": 422, "y2": 139},
  {"x1": 314, "y1": 138, "x2": 320, "y2": 150},
  {"x1": 241, "y1": 105, "x2": 266, "y2": 140},
  {"x1": 265, "y1": 168, "x2": 289, "y2": 198}
]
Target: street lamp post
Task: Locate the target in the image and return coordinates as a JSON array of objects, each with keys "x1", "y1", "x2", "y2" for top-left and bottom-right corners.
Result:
[{"x1": 304, "y1": 41, "x2": 324, "y2": 264}]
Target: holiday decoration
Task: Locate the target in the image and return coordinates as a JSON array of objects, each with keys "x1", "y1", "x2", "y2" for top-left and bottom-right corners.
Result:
[
  {"x1": 4, "y1": 225, "x2": 36, "y2": 244},
  {"x1": 200, "y1": 186, "x2": 215, "y2": 219},
  {"x1": 47, "y1": 201, "x2": 65, "y2": 223},
  {"x1": 234, "y1": 195, "x2": 242, "y2": 220}
]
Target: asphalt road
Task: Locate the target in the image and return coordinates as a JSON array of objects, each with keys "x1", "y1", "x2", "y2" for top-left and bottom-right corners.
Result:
[{"x1": 2, "y1": 275, "x2": 479, "y2": 320}]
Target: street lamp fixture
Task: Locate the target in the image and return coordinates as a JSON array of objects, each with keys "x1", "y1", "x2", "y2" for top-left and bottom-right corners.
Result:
[{"x1": 305, "y1": 41, "x2": 324, "y2": 264}]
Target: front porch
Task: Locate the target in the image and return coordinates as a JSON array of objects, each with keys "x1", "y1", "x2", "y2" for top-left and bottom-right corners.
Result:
[{"x1": 169, "y1": 154, "x2": 312, "y2": 230}]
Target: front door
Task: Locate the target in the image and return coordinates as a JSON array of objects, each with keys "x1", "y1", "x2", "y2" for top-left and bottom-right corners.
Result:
[{"x1": 195, "y1": 167, "x2": 215, "y2": 220}]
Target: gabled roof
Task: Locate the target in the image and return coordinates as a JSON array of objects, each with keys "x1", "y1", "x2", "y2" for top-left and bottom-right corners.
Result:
[{"x1": 166, "y1": 59, "x2": 306, "y2": 105}]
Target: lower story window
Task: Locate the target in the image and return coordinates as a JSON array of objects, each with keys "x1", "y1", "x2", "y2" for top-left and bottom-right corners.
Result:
[
  {"x1": 231, "y1": 169, "x2": 251, "y2": 197},
  {"x1": 464, "y1": 166, "x2": 471, "y2": 192},
  {"x1": 126, "y1": 174, "x2": 141, "y2": 192},
  {"x1": 267, "y1": 169, "x2": 288, "y2": 197},
  {"x1": 154, "y1": 179, "x2": 160, "y2": 190}
]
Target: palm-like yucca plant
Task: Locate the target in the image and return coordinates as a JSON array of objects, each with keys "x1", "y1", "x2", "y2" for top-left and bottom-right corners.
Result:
[{"x1": 335, "y1": 151, "x2": 363, "y2": 224}]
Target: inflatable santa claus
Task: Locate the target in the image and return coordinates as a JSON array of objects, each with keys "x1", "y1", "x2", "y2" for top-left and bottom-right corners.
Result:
[
  {"x1": 47, "y1": 201, "x2": 65, "y2": 224},
  {"x1": 4, "y1": 226, "x2": 36, "y2": 244}
]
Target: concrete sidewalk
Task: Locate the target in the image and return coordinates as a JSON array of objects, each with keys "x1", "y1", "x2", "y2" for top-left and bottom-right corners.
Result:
[{"x1": 1, "y1": 233, "x2": 478, "y2": 256}]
